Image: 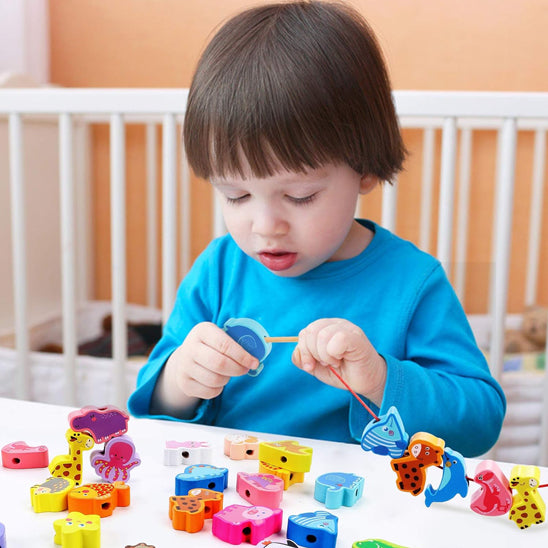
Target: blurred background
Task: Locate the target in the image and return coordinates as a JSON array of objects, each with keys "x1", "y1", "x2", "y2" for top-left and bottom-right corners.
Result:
[{"x1": 1, "y1": 0, "x2": 547, "y2": 317}]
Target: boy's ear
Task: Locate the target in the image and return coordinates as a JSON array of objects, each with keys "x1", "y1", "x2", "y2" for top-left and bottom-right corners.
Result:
[{"x1": 359, "y1": 174, "x2": 379, "y2": 195}]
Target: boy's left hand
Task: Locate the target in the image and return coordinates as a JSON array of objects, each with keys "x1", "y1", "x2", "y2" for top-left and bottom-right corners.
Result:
[{"x1": 291, "y1": 318, "x2": 387, "y2": 407}]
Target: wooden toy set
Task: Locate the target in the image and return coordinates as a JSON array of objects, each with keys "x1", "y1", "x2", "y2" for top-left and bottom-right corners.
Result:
[
  {"x1": 360, "y1": 403, "x2": 547, "y2": 530},
  {"x1": 2, "y1": 319, "x2": 547, "y2": 546},
  {"x1": 2, "y1": 404, "x2": 141, "y2": 547},
  {"x1": 227, "y1": 319, "x2": 548, "y2": 536},
  {"x1": 159, "y1": 427, "x2": 376, "y2": 546},
  {"x1": 163, "y1": 435, "x2": 318, "y2": 544}
]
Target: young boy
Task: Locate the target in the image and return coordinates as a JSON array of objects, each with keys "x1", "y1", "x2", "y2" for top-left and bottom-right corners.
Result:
[{"x1": 128, "y1": 0, "x2": 505, "y2": 457}]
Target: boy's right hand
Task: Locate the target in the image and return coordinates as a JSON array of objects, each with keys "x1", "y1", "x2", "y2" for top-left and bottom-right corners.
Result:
[{"x1": 164, "y1": 322, "x2": 260, "y2": 400}]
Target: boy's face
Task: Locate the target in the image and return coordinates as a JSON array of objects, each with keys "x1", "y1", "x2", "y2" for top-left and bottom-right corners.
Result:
[{"x1": 212, "y1": 163, "x2": 376, "y2": 277}]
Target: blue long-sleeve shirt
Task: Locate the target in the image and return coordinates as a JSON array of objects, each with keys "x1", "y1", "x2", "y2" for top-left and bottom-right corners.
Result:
[{"x1": 128, "y1": 220, "x2": 506, "y2": 457}]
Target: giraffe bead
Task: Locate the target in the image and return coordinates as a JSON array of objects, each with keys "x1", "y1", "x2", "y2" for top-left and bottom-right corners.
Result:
[
  {"x1": 508, "y1": 465, "x2": 545, "y2": 529},
  {"x1": 49, "y1": 429, "x2": 95, "y2": 486}
]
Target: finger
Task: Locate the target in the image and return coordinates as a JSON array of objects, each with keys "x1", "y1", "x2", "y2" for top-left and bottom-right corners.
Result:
[
  {"x1": 187, "y1": 359, "x2": 231, "y2": 387},
  {"x1": 194, "y1": 323, "x2": 260, "y2": 372},
  {"x1": 193, "y1": 342, "x2": 253, "y2": 377},
  {"x1": 316, "y1": 325, "x2": 347, "y2": 366},
  {"x1": 183, "y1": 372, "x2": 225, "y2": 400},
  {"x1": 296, "y1": 328, "x2": 320, "y2": 372}
]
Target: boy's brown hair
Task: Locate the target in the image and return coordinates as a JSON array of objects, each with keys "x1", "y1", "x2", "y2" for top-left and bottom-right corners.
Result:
[{"x1": 183, "y1": 0, "x2": 406, "y2": 182}]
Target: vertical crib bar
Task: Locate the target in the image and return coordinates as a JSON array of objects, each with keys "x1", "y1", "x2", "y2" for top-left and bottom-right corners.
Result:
[
  {"x1": 8, "y1": 113, "x2": 30, "y2": 400},
  {"x1": 146, "y1": 123, "x2": 158, "y2": 309},
  {"x1": 534, "y1": 130, "x2": 548, "y2": 465},
  {"x1": 59, "y1": 113, "x2": 77, "y2": 406},
  {"x1": 381, "y1": 177, "x2": 398, "y2": 232},
  {"x1": 437, "y1": 117, "x2": 457, "y2": 274},
  {"x1": 180, "y1": 135, "x2": 191, "y2": 277},
  {"x1": 454, "y1": 128, "x2": 473, "y2": 301},
  {"x1": 75, "y1": 121, "x2": 93, "y2": 302},
  {"x1": 419, "y1": 127, "x2": 435, "y2": 253},
  {"x1": 162, "y1": 113, "x2": 177, "y2": 324},
  {"x1": 212, "y1": 192, "x2": 226, "y2": 239},
  {"x1": 489, "y1": 118, "x2": 517, "y2": 384},
  {"x1": 110, "y1": 114, "x2": 128, "y2": 409},
  {"x1": 525, "y1": 129, "x2": 546, "y2": 306},
  {"x1": 540, "y1": 330, "x2": 548, "y2": 466}
]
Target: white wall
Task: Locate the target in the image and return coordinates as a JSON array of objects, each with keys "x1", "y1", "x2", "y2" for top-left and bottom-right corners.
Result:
[{"x1": 0, "y1": 0, "x2": 49, "y2": 84}]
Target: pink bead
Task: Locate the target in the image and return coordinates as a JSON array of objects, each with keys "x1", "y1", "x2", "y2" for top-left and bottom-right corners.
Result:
[
  {"x1": 2, "y1": 441, "x2": 49, "y2": 469},
  {"x1": 236, "y1": 472, "x2": 284, "y2": 508},
  {"x1": 212, "y1": 504, "x2": 282, "y2": 545},
  {"x1": 470, "y1": 460, "x2": 512, "y2": 516}
]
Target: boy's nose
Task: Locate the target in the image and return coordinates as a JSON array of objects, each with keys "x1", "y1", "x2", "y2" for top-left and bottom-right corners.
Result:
[{"x1": 251, "y1": 208, "x2": 289, "y2": 238}]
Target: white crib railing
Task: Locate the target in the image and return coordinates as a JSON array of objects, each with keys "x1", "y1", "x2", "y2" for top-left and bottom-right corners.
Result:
[{"x1": 1, "y1": 89, "x2": 547, "y2": 462}]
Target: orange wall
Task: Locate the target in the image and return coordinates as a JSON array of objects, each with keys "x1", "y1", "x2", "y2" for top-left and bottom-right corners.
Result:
[{"x1": 49, "y1": 0, "x2": 548, "y2": 313}]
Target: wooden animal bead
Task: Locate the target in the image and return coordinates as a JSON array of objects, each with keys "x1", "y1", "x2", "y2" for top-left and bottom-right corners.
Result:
[
  {"x1": 352, "y1": 540, "x2": 409, "y2": 547},
  {"x1": 53, "y1": 512, "x2": 100, "y2": 548},
  {"x1": 68, "y1": 481, "x2": 130, "y2": 518},
  {"x1": 175, "y1": 464, "x2": 229, "y2": 496},
  {"x1": 470, "y1": 460, "x2": 512, "y2": 516},
  {"x1": 223, "y1": 318, "x2": 272, "y2": 377},
  {"x1": 237, "y1": 472, "x2": 284, "y2": 508},
  {"x1": 424, "y1": 447, "x2": 468, "y2": 507},
  {"x1": 49, "y1": 429, "x2": 95, "y2": 486},
  {"x1": 30, "y1": 476, "x2": 75, "y2": 513},
  {"x1": 212, "y1": 504, "x2": 283, "y2": 545},
  {"x1": 314, "y1": 472, "x2": 364, "y2": 509},
  {"x1": 125, "y1": 544, "x2": 155, "y2": 548},
  {"x1": 90, "y1": 434, "x2": 141, "y2": 482},
  {"x1": 287, "y1": 510, "x2": 338, "y2": 548},
  {"x1": 164, "y1": 440, "x2": 212, "y2": 465},
  {"x1": 259, "y1": 440, "x2": 313, "y2": 473},
  {"x1": 360, "y1": 406, "x2": 408, "y2": 458},
  {"x1": 224, "y1": 434, "x2": 260, "y2": 460},
  {"x1": 258, "y1": 461, "x2": 305, "y2": 490},
  {"x1": 390, "y1": 432, "x2": 445, "y2": 496},
  {"x1": 508, "y1": 465, "x2": 546, "y2": 529},
  {"x1": 169, "y1": 488, "x2": 224, "y2": 533},
  {"x1": 69, "y1": 405, "x2": 129, "y2": 444},
  {"x1": 2, "y1": 440, "x2": 49, "y2": 469}
]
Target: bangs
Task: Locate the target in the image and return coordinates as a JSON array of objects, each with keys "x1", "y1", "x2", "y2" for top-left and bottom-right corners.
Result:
[{"x1": 184, "y1": 46, "x2": 349, "y2": 180}]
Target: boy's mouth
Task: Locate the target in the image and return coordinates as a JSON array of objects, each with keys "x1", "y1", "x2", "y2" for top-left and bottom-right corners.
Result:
[{"x1": 258, "y1": 251, "x2": 297, "y2": 272}]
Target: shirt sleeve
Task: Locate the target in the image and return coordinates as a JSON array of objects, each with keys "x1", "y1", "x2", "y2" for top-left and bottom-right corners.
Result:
[
  {"x1": 126, "y1": 242, "x2": 222, "y2": 424},
  {"x1": 348, "y1": 263, "x2": 506, "y2": 457}
]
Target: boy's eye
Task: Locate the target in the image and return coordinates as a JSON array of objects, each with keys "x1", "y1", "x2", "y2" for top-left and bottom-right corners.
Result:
[
  {"x1": 287, "y1": 193, "x2": 317, "y2": 205},
  {"x1": 225, "y1": 194, "x2": 250, "y2": 204}
]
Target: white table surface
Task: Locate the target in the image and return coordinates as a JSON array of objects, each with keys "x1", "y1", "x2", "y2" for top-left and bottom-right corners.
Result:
[{"x1": 1, "y1": 397, "x2": 547, "y2": 547}]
